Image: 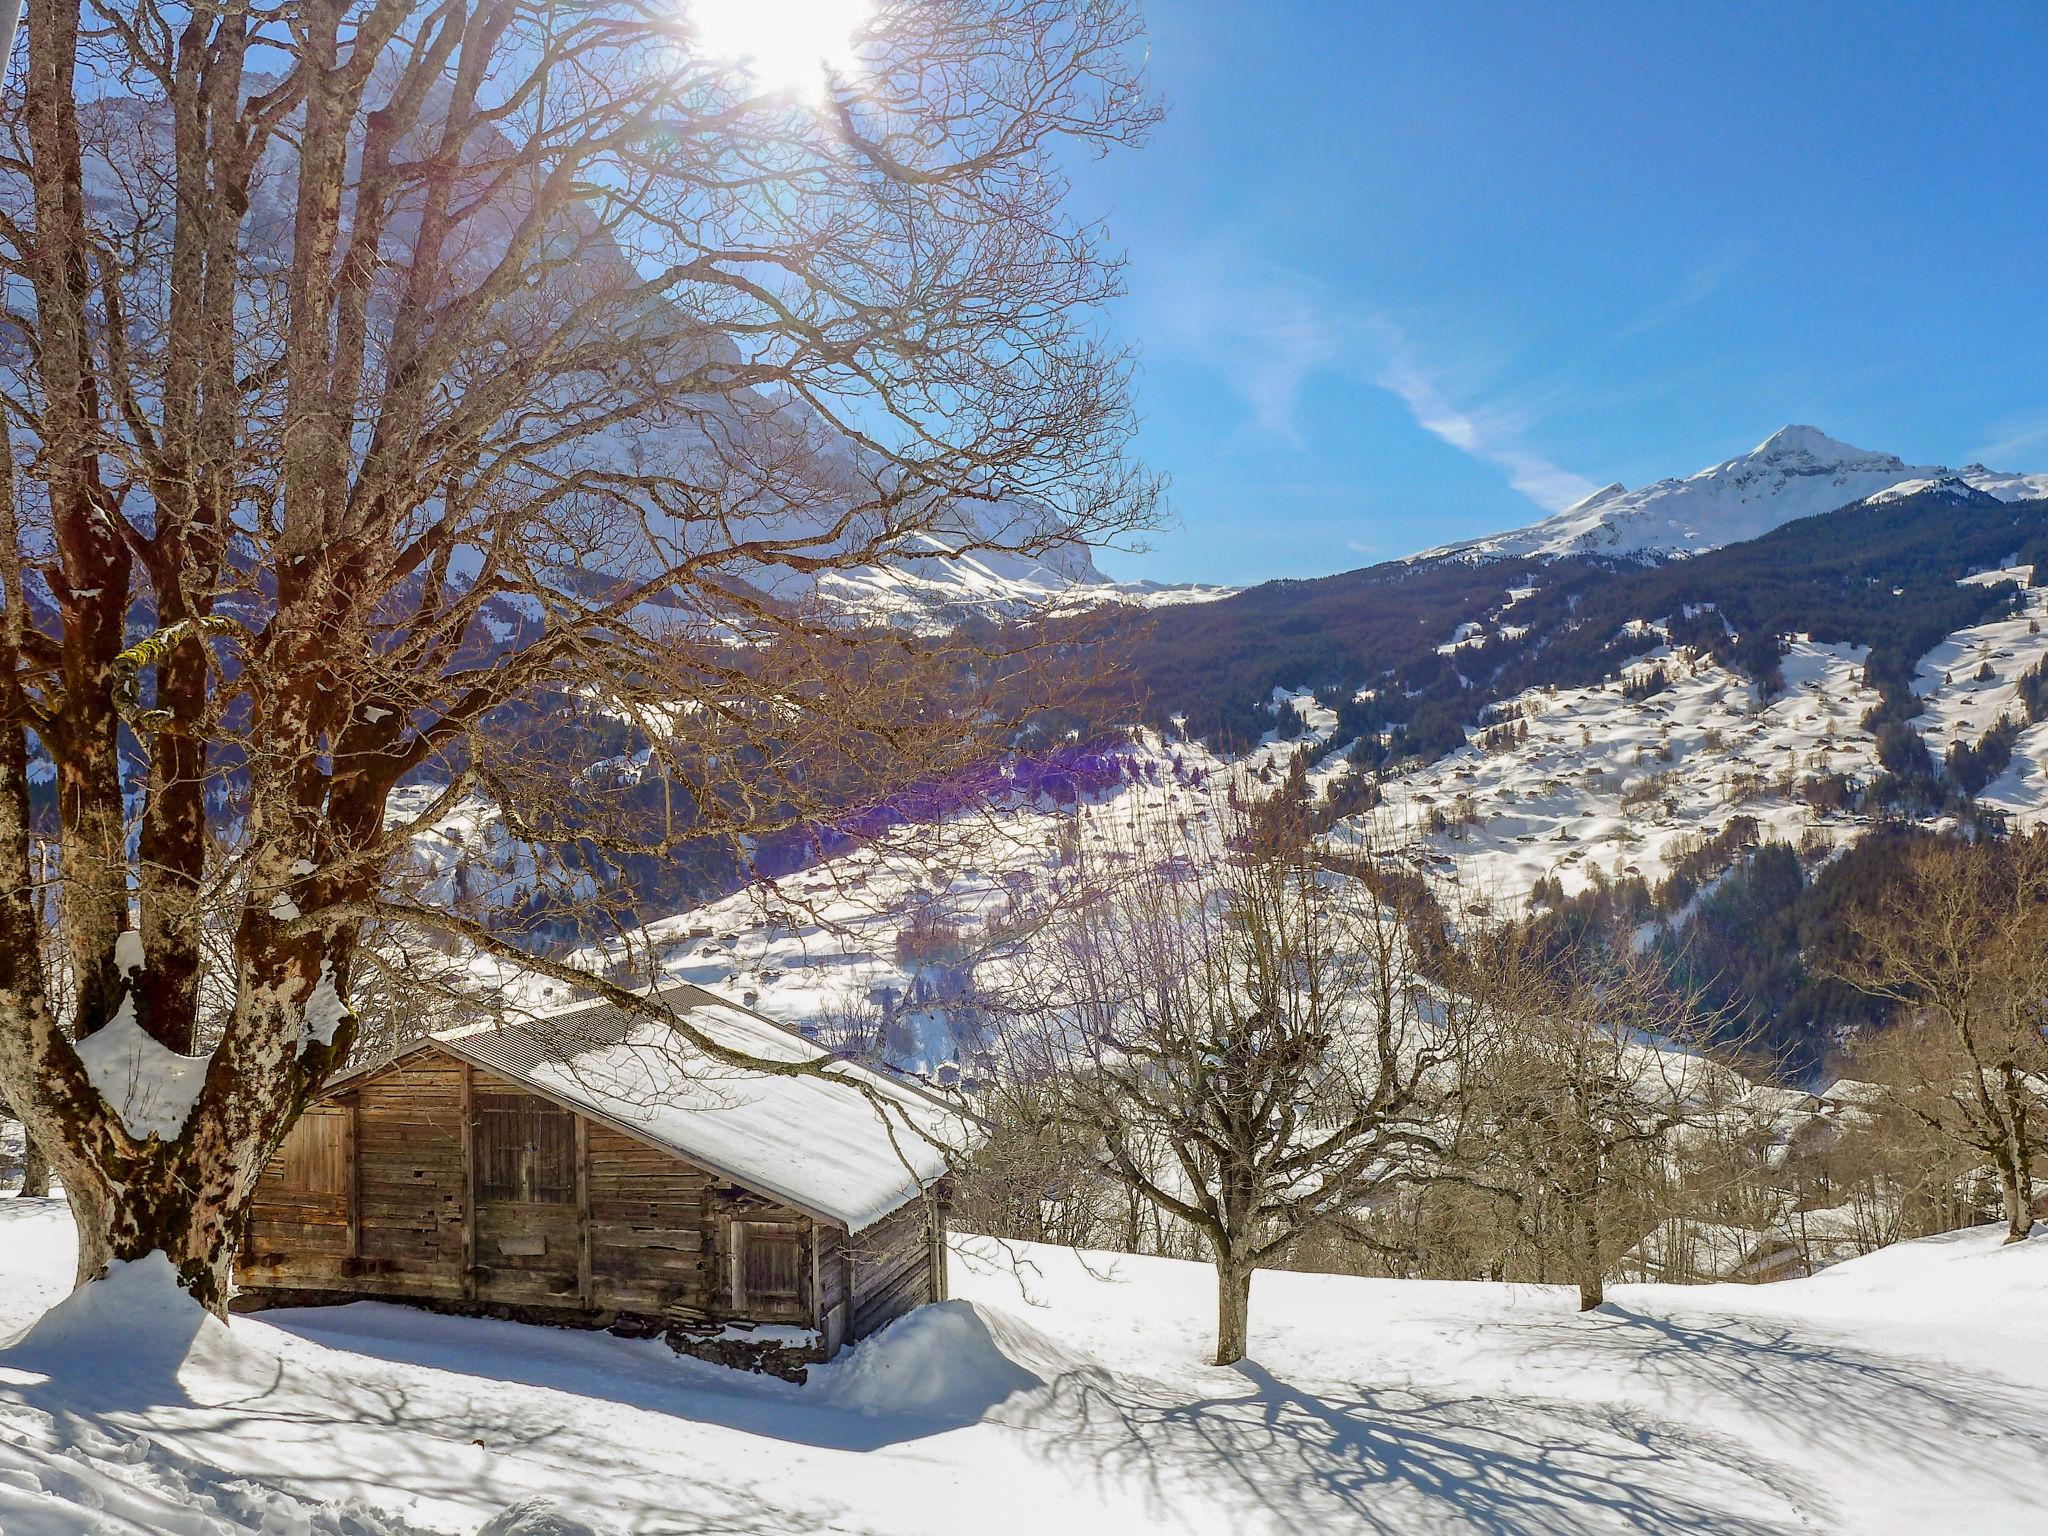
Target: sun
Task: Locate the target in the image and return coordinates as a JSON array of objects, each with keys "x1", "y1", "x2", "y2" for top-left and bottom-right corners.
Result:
[{"x1": 685, "y1": 0, "x2": 871, "y2": 100}]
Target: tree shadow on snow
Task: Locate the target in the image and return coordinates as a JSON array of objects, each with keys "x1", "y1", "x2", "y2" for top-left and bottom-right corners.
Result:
[
  {"x1": 1533, "y1": 1304, "x2": 2048, "y2": 1499},
  {"x1": 0, "y1": 1324, "x2": 860, "y2": 1536},
  {"x1": 1018, "y1": 1360, "x2": 1820, "y2": 1535}
]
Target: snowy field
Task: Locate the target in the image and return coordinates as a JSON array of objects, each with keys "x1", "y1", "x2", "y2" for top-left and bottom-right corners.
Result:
[{"x1": 2, "y1": 1194, "x2": 2045, "y2": 1535}]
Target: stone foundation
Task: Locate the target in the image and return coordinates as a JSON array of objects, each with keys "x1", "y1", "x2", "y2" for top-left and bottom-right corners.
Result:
[{"x1": 234, "y1": 1287, "x2": 827, "y2": 1381}]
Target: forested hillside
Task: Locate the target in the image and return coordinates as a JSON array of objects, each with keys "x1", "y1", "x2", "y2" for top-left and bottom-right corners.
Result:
[{"x1": 1104, "y1": 487, "x2": 2048, "y2": 766}]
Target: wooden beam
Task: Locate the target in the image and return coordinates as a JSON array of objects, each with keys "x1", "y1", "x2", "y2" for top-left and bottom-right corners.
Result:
[
  {"x1": 809, "y1": 1218, "x2": 823, "y2": 1334},
  {"x1": 575, "y1": 1112, "x2": 592, "y2": 1309},
  {"x1": 839, "y1": 1240, "x2": 855, "y2": 1347},
  {"x1": 459, "y1": 1059, "x2": 476, "y2": 1301},
  {"x1": 344, "y1": 1094, "x2": 361, "y2": 1264}
]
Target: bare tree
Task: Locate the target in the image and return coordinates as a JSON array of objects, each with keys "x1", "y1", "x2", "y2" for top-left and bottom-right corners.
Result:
[
  {"x1": 1833, "y1": 833, "x2": 2048, "y2": 1243},
  {"x1": 0, "y1": 0, "x2": 1159, "y2": 1309},
  {"x1": 1463, "y1": 932, "x2": 1737, "y2": 1310},
  {"x1": 988, "y1": 790, "x2": 1471, "y2": 1364}
]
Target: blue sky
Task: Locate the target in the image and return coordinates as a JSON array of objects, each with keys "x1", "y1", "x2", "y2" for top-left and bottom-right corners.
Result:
[{"x1": 1076, "y1": 0, "x2": 2048, "y2": 585}]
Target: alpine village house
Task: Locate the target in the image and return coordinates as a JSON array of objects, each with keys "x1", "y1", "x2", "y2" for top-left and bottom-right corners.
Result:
[{"x1": 238, "y1": 984, "x2": 966, "y2": 1380}]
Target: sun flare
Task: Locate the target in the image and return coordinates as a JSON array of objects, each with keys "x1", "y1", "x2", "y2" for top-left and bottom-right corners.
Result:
[{"x1": 686, "y1": 0, "x2": 871, "y2": 99}]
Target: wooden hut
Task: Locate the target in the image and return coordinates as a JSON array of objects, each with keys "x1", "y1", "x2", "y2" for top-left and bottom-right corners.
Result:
[{"x1": 238, "y1": 983, "x2": 965, "y2": 1378}]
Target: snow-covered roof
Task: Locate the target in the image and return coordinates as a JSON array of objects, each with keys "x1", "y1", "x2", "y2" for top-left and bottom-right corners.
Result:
[
  {"x1": 1735, "y1": 1083, "x2": 1816, "y2": 1116},
  {"x1": 348, "y1": 983, "x2": 971, "y2": 1232},
  {"x1": 1626, "y1": 1219, "x2": 1800, "y2": 1282}
]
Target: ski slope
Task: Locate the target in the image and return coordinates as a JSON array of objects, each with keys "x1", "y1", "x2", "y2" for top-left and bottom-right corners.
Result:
[{"x1": 1, "y1": 1195, "x2": 2043, "y2": 1534}]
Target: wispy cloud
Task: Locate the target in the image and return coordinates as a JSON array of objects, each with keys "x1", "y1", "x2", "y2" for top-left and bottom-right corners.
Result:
[
  {"x1": 1971, "y1": 411, "x2": 2048, "y2": 467},
  {"x1": 1373, "y1": 326, "x2": 1602, "y2": 512},
  {"x1": 1616, "y1": 243, "x2": 1755, "y2": 341},
  {"x1": 1144, "y1": 244, "x2": 1344, "y2": 447},
  {"x1": 1141, "y1": 238, "x2": 1597, "y2": 511}
]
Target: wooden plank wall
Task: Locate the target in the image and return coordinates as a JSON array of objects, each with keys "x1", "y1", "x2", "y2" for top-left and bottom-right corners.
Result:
[
  {"x1": 356, "y1": 1053, "x2": 468, "y2": 1292},
  {"x1": 583, "y1": 1120, "x2": 713, "y2": 1313},
  {"x1": 845, "y1": 1198, "x2": 938, "y2": 1342},
  {"x1": 244, "y1": 1104, "x2": 352, "y2": 1268},
  {"x1": 241, "y1": 1053, "x2": 467, "y2": 1296},
  {"x1": 246, "y1": 1050, "x2": 827, "y2": 1333},
  {"x1": 815, "y1": 1222, "x2": 851, "y2": 1354}
]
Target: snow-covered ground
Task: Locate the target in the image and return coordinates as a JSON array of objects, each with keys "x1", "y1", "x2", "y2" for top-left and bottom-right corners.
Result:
[{"x1": 2, "y1": 1195, "x2": 2043, "y2": 1534}]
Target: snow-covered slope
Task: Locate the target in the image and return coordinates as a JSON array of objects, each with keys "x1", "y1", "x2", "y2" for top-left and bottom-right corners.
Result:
[
  {"x1": 1323, "y1": 576, "x2": 2048, "y2": 912},
  {"x1": 1427, "y1": 425, "x2": 2048, "y2": 563},
  {"x1": 468, "y1": 740, "x2": 1243, "y2": 1077},
  {"x1": 1333, "y1": 634, "x2": 1888, "y2": 911},
  {"x1": 810, "y1": 540, "x2": 1235, "y2": 627},
  {"x1": 3, "y1": 1196, "x2": 2044, "y2": 1534}
]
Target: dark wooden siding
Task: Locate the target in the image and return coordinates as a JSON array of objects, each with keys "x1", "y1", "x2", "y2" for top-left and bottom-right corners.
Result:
[
  {"x1": 243, "y1": 1046, "x2": 926, "y2": 1352},
  {"x1": 245, "y1": 1104, "x2": 352, "y2": 1267},
  {"x1": 469, "y1": 1086, "x2": 579, "y2": 1306},
  {"x1": 816, "y1": 1223, "x2": 850, "y2": 1353},
  {"x1": 354, "y1": 1052, "x2": 467, "y2": 1290},
  {"x1": 584, "y1": 1119, "x2": 712, "y2": 1313},
  {"x1": 846, "y1": 1198, "x2": 940, "y2": 1341}
]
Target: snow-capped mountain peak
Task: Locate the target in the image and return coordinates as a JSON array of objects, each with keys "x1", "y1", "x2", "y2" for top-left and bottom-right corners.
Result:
[
  {"x1": 1555, "y1": 481, "x2": 1628, "y2": 520},
  {"x1": 1423, "y1": 426, "x2": 2047, "y2": 565},
  {"x1": 1744, "y1": 423, "x2": 1902, "y2": 470}
]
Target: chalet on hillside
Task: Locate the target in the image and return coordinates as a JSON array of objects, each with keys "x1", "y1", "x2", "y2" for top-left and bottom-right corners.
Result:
[{"x1": 238, "y1": 984, "x2": 967, "y2": 1377}]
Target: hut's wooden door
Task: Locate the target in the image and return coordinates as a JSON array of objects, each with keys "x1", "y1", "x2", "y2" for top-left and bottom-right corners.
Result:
[
  {"x1": 726, "y1": 1218, "x2": 810, "y2": 1323},
  {"x1": 471, "y1": 1087, "x2": 583, "y2": 1303}
]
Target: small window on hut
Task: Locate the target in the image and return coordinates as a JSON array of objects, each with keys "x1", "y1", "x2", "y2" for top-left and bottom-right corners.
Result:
[
  {"x1": 732, "y1": 1222, "x2": 805, "y2": 1309},
  {"x1": 474, "y1": 1091, "x2": 576, "y2": 1204},
  {"x1": 275, "y1": 1107, "x2": 347, "y2": 1196}
]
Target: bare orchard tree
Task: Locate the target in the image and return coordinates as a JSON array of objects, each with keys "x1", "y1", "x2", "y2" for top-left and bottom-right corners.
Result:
[
  {"x1": 1461, "y1": 929, "x2": 1738, "y2": 1310},
  {"x1": 988, "y1": 789, "x2": 1473, "y2": 1365},
  {"x1": 1832, "y1": 832, "x2": 2048, "y2": 1243},
  {"x1": 0, "y1": 0, "x2": 1159, "y2": 1309}
]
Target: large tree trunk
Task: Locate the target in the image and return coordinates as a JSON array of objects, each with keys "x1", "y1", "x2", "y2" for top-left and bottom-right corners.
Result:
[
  {"x1": 18, "y1": 1133, "x2": 48, "y2": 1197},
  {"x1": 1576, "y1": 1207, "x2": 1604, "y2": 1311},
  {"x1": 0, "y1": 0, "x2": 1155, "y2": 1328},
  {"x1": 62, "y1": 1148, "x2": 247, "y2": 1311},
  {"x1": 1998, "y1": 1156, "x2": 2034, "y2": 1244},
  {"x1": 1214, "y1": 1262, "x2": 1252, "y2": 1366}
]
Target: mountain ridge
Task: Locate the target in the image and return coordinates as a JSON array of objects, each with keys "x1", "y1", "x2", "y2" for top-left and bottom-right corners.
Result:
[{"x1": 1416, "y1": 425, "x2": 2048, "y2": 565}]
